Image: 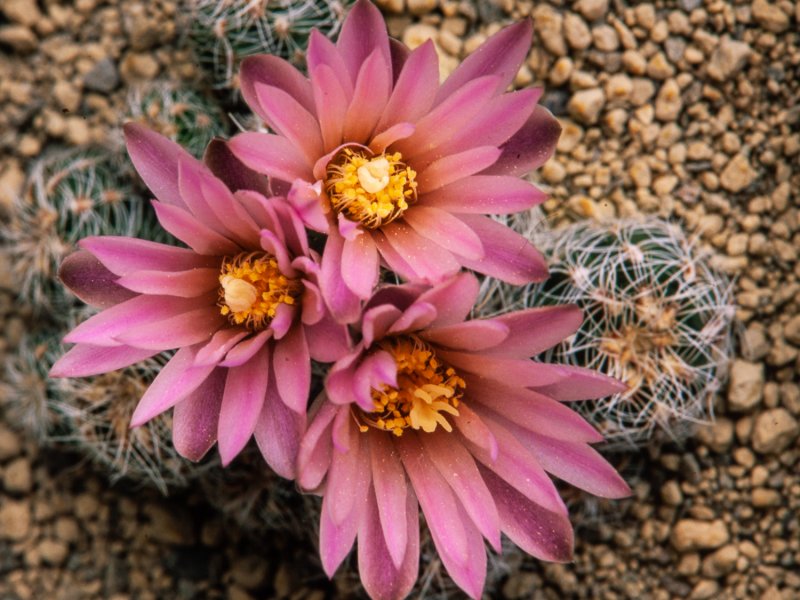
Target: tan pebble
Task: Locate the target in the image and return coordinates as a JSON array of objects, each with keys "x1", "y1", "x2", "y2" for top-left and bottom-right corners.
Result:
[
  {"x1": 533, "y1": 5, "x2": 566, "y2": 57},
  {"x1": 0, "y1": 500, "x2": 31, "y2": 541},
  {"x1": 374, "y1": 0, "x2": 405, "y2": 12},
  {"x1": 0, "y1": 24, "x2": 37, "y2": 52},
  {"x1": 592, "y1": 24, "x2": 618, "y2": 52},
  {"x1": 119, "y1": 52, "x2": 160, "y2": 81},
  {"x1": 751, "y1": 488, "x2": 781, "y2": 508},
  {"x1": 38, "y1": 539, "x2": 69, "y2": 566},
  {"x1": 622, "y1": 49, "x2": 647, "y2": 75},
  {"x1": 567, "y1": 88, "x2": 605, "y2": 124},
  {"x1": 727, "y1": 359, "x2": 764, "y2": 413},
  {"x1": 541, "y1": 159, "x2": 566, "y2": 184},
  {"x1": 628, "y1": 158, "x2": 651, "y2": 188},
  {"x1": 18, "y1": 134, "x2": 41, "y2": 157},
  {"x1": 707, "y1": 37, "x2": 751, "y2": 81},
  {"x1": 557, "y1": 120, "x2": 583, "y2": 153},
  {"x1": 647, "y1": 52, "x2": 675, "y2": 79},
  {"x1": 689, "y1": 580, "x2": 719, "y2": 600},
  {"x1": 402, "y1": 23, "x2": 437, "y2": 49},
  {"x1": 2, "y1": 457, "x2": 32, "y2": 494},
  {"x1": 652, "y1": 174, "x2": 677, "y2": 196},
  {"x1": 661, "y1": 480, "x2": 683, "y2": 506},
  {"x1": 564, "y1": 12, "x2": 591, "y2": 50},
  {"x1": 701, "y1": 544, "x2": 739, "y2": 578},
  {"x1": 406, "y1": 0, "x2": 436, "y2": 15},
  {"x1": 1, "y1": 0, "x2": 43, "y2": 26},
  {"x1": 672, "y1": 519, "x2": 730, "y2": 552},
  {"x1": 719, "y1": 153, "x2": 757, "y2": 193},
  {"x1": 654, "y1": 78, "x2": 682, "y2": 121},
  {"x1": 605, "y1": 73, "x2": 632, "y2": 101},
  {"x1": 633, "y1": 4, "x2": 656, "y2": 28},
  {"x1": 752, "y1": 0, "x2": 790, "y2": 33},
  {"x1": 54, "y1": 517, "x2": 80, "y2": 543},
  {"x1": 751, "y1": 408, "x2": 799, "y2": 454},
  {"x1": 65, "y1": 117, "x2": 90, "y2": 146},
  {"x1": 437, "y1": 29, "x2": 461, "y2": 56},
  {"x1": 677, "y1": 553, "x2": 700, "y2": 576},
  {"x1": 629, "y1": 78, "x2": 655, "y2": 105},
  {"x1": 696, "y1": 418, "x2": 734, "y2": 453},
  {"x1": 53, "y1": 81, "x2": 82, "y2": 113},
  {"x1": 574, "y1": 0, "x2": 608, "y2": 21}
]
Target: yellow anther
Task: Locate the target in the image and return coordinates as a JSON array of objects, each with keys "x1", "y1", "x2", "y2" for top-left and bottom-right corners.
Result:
[{"x1": 357, "y1": 157, "x2": 391, "y2": 193}]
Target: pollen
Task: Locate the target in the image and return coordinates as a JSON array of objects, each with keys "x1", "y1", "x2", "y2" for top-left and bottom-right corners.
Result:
[
  {"x1": 217, "y1": 252, "x2": 303, "y2": 331},
  {"x1": 325, "y1": 147, "x2": 417, "y2": 230},
  {"x1": 356, "y1": 336, "x2": 465, "y2": 437}
]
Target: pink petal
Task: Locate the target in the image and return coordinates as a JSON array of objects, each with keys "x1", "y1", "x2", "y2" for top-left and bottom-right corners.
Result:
[
  {"x1": 320, "y1": 228, "x2": 362, "y2": 323},
  {"x1": 152, "y1": 201, "x2": 240, "y2": 256},
  {"x1": 394, "y1": 76, "x2": 499, "y2": 164},
  {"x1": 79, "y1": 236, "x2": 217, "y2": 276},
  {"x1": 386, "y1": 301, "x2": 437, "y2": 335},
  {"x1": 421, "y1": 433, "x2": 502, "y2": 552},
  {"x1": 379, "y1": 221, "x2": 461, "y2": 283},
  {"x1": 358, "y1": 483, "x2": 419, "y2": 600},
  {"x1": 49, "y1": 344, "x2": 157, "y2": 378},
  {"x1": 481, "y1": 106, "x2": 561, "y2": 177},
  {"x1": 130, "y1": 345, "x2": 216, "y2": 427},
  {"x1": 416, "y1": 147, "x2": 501, "y2": 194},
  {"x1": 307, "y1": 29, "x2": 353, "y2": 97},
  {"x1": 484, "y1": 305, "x2": 583, "y2": 357},
  {"x1": 481, "y1": 467, "x2": 574, "y2": 562},
  {"x1": 297, "y1": 399, "x2": 338, "y2": 490},
  {"x1": 254, "y1": 368, "x2": 304, "y2": 479},
  {"x1": 455, "y1": 214, "x2": 549, "y2": 284},
  {"x1": 389, "y1": 38, "x2": 410, "y2": 82},
  {"x1": 352, "y1": 349, "x2": 397, "y2": 411},
  {"x1": 453, "y1": 404, "x2": 498, "y2": 462},
  {"x1": 228, "y1": 132, "x2": 313, "y2": 184},
  {"x1": 172, "y1": 367, "x2": 226, "y2": 461},
  {"x1": 59, "y1": 250, "x2": 137, "y2": 309},
  {"x1": 304, "y1": 312, "x2": 351, "y2": 363},
  {"x1": 336, "y1": 0, "x2": 391, "y2": 85},
  {"x1": 115, "y1": 268, "x2": 219, "y2": 297},
  {"x1": 220, "y1": 330, "x2": 271, "y2": 368},
  {"x1": 403, "y1": 206, "x2": 484, "y2": 260},
  {"x1": 361, "y1": 304, "x2": 402, "y2": 347},
  {"x1": 254, "y1": 82, "x2": 324, "y2": 164},
  {"x1": 326, "y1": 420, "x2": 371, "y2": 526},
  {"x1": 123, "y1": 122, "x2": 192, "y2": 209},
  {"x1": 203, "y1": 138, "x2": 270, "y2": 196},
  {"x1": 194, "y1": 329, "x2": 249, "y2": 366},
  {"x1": 376, "y1": 40, "x2": 439, "y2": 132},
  {"x1": 422, "y1": 175, "x2": 547, "y2": 214},
  {"x1": 530, "y1": 365, "x2": 628, "y2": 401},
  {"x1": 216, "y1": 344, "x2": 270, "y2": 465},
  {"x1": 325, "y1": 350, "x2": 361, "y2": 407},
  {"x1": 371, "y1": 230, "x2": 417, "y2": 282},
  {"x1": 369, "y1": 122, "x2": 415, "y2": 155},
  {"x1": 343, "y1": 50, "x2": 391, "y2": 145},
  {"x1": 439, "y1": 503, "x2": 487, "y2": 600},
  {"x1": 341, "y1": 233, "x2": 379, "y2": 299},
  {"x1": 115, "y1": 306, "x2": 223, "y2": 351},
  {"x1": 369, "y1": 434, "x2": 409, "y2": 568},
  {"x1": 273, "y1": 324, "x2": 310, "y2": 414},
  {"x1": 438, "y1": 350, "x2": 567, "y2": 388},
  {"x1": 420, "y1": 320, "x2": 509, "y2": 352},
  {"x1": 416, "y1": 272, "x2": 480, "y2": 328},
  {"x1": 286, "y1": 179, "x2": 329, "y2": 233},
  {"x1": 513, "y1": 427, "x2": 632, "y2": 499},
  {"x1": 319, "y1": 491, "x2": 360, "y2": 578},
  {"x1": 240, "y1": 54, "x2": 316, "y2": 120},
  {"x1": 311, "y1": 64, "x2": 349, "y2": 152},
  {"x1": 176, "y1": 159, "x2": 235, "y2": 239},
  {"x1": 436, "y1": 19, "x2": 533, "y2": 103}
]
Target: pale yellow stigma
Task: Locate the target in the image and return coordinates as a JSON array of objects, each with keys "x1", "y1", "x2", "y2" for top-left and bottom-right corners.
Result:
[
  {"x1": 217, "y1": 252, "x2": 303, "y2": 331},
  {"x1": 325, "y1": 147, "x2": 417, "y2": 230},
  {"x1": 356, "y1": 336, "x2": 465, "y2": 437}
]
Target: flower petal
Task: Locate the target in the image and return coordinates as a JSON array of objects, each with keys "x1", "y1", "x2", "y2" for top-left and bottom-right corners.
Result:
[
  {"x1": 336, "y1": 0, "x2": 391, "y2": 85},
  {"x1": 194, "y1": 329, "x2": 249, "y2": 366},
  {"x1": 481, "y1": 105, "x2": 561, "y2": 177},
  {"x1": 438, "y1": 350, "x2": 567, "y2": 387},
  {"x1": 403, "y1": 206, "x2": 484, "y2": 261},
  {"x1": 172, "y1": 367, "x2": 226, "y2": 461},
  {"x1": 254, "y1": 365, "x2": 304, "y2": 479},
  {"x1": 115, "y1": 268, "x2": 219, "y2": 297},
  {"x1": 240, "y1": 54, "x2": 316, "y2": 120},
  {"x1": 220, "y1": 330, "x2": 271, "y2": 368},
  {"x1": 228, "y1": 132, "x2": 313, "y2": 184},
  {"x1": 326, "y1": 419, "x2": 371, "y2": 526},
  {"x1": 311, "y1": 64, "x2": 349, "y2": 152},
  {"x1": 416, "y1": 147, "x2": 501, "y2": 194},
  {"x1": 530, "y1": 365, "x2": 628, "y2": 401},
  {"x1": 422, "y1": 175, "x2": 547, "y2": 214},
  {"x1": 376, "y1": 40, "x2": 439, "y2": 132},
  {"x1": 308, "y1": 29, "x2": 353, "y2": 96},
  {"x1": 453, "y1": 403, "x2": 498, "y2": 461},
  {"x1": 343, "y1": 50, "x2": 391, "y2": 145},
  {"x1": 319, "y1": 491, "x2": 360, "y2": 578},
  {"x1": 320, "y1": 228, "x2": 362, "y2": 323},
  {"x1": 152, "y1": 201, "x2": 240, "y2": 256},
  {"x1": 379, "y1": 221, "x2": 461, "y2": 283},
  {"x1": 386, "y1": 301, "x2": 437, "y2": 335},
  {"x1": 273, "y1": 324, "x2": 311, "y2": 414},
  {"x1": 203, "y1": 138, "x2": 270, "y2": 196},
  {"x1": 305, "y1": 312, "x2": 351, "y2": 363},
  {"x1": 420, "y1": 320, "x2": 509, "y2": 352},
  {"x1": 297, "y1": 399, "x2": 338, "y2": 491},
  {"x1": 114, "y1": 306, "x2": 223, "y2": 351},
  {"x1": 484, "y1": 305, "x2": 583, "y2": 357},
  {"x1": 361, "y1": 304, "x2": 402, "y2": 347},
  {"x1": 59, "y1": 250, "x2": 137, "y2": 309},
  {"x1": 416, "y1": 272, "x2": 480, "y2": 328},
  {"x1": 254, "y1": 83, "x2": 324, "y2": 164},
  {"x1": 49, "y1": 344, "x2": 157, "y2": 378},
  {"x1": 341, "y1": 233, "x2": 379, "y2": 299},
  {"x1": 79, "y1": 236, "x2": 217, "y2": 276},
  {"x1": 369, "y1": 433, "x2": 409, "y2": 569},
  {"x1": 454, "y1": 214, "x2": 549, "y2": 284},
  {"x1": 369, "y1": 122, "x2": 415, "y2": 155}
]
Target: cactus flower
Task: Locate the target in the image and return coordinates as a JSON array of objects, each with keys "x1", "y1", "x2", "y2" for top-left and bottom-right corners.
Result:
[
  {"x1": 50, "y1": 124, "x2": 349, "y2": 476},
  {"x1": 228, "y1": 0, "x2": 561, "y2": 321},
  {"x1": 297, "y1": 274, "x2": 631, "y2": 600}
]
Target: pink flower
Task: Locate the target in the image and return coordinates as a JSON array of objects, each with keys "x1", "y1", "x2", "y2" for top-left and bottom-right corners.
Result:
[
  {"x1": 50, "y1": 123, "x2": 349, "y2": 476},
  {"x1": 227, "y1": 0, "x2": 561, "y2": 321},
  {"x1": 297, "y1": 274, "x2": 631, "y2": 600}
]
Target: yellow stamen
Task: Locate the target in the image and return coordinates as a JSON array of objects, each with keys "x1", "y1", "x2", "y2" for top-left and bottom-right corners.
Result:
[
  {"x1": 217, "y1": 252, "x2": 303, "y2": 331},
  {"x1": 355, "y1": 336, "x2": 465, "y2": 436},
  {"x1": 325, "y1": 147, "x2": 417, "y2": 229}
]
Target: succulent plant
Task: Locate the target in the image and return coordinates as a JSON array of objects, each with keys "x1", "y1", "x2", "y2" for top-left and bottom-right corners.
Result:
[
  {"x1": 127, "y1": 81, "x2": 229, "y2": 158},
  {"x1": 495, "y1": 217, "x2": 735, "y2": 447},
  {"x1": 0, "y1": 148, "x2": 165, "y2": 318},
  {"x1": 188, "y1": 0, "x2": 351, "y2": 92}
]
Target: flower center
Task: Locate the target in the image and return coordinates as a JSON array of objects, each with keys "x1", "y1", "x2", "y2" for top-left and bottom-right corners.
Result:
[
  {"x1": 217, "y1": 252, "x2": 302, "y2": 331},
  {"x1": 356, "y1": 336, "x2": 465, "y2": 437},
  {"x1": 324, "y1": 147, "x2": 417, "y2": 230}
]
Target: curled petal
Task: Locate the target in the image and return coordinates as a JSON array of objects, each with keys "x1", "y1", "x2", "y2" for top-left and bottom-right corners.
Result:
[
  {"x1": 172, "y1": 367, "x2": 226, "y2": 461},
  {"x1": 59, "y1": 250, "x2": 137, "y2": 309}
]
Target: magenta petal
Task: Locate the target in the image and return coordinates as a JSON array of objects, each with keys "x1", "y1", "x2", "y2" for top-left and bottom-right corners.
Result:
[
  {"x1": 176, "y1": 159, "x2": 233, "y2": 238},
  {"x1": 369, "y1": 434, "x2": 409, "y2": 568},
  {"x1": 416, "y1": 273, "x2": 480, "y2": 328},
  {"x1": 320, "y1": 228, "x2": 362, "y2": 323},
  {"x1": 254, "y1": 83, "x2": 324, "y2": 164},
  {"x1": 341, "y1": 233, "x2": 379, "y2": 299},
  {"x1": 194, "y1": 329, "x2": 249, "y2": 366},
  {"x1": 481, "y1": 106, "x2": 561, "y2": 177},
  {"x1": 220, "y1": 330, "x2": 271, "y2": 368},
  {"x1": 152, "y1": 201, "x2": 240, "y2": 256},
  {"x1": 326, "y1": 420, "x2": 371, "y2": 525},
  {"x1": 353, "y1": 349, "x2": 397, "y2": 411},
  {"x1": 203, "y1": 138, "x2": 270, "y2": 196},
  {"x1": 217, "y1": 344, "x2": 270, "y2": 466},
  {"x1": 485, "y1": 305, "x2": 583, "y2": 357},
  {"x1": 455, "y1": 214, "x2": 549, "y2": 284},
  {"x1": 514, "y1": 427, "x2": 632, "y2": 498},
  {"x1": 421, "y1": 434, "x2": 502, "y2": 552},
  {"x1": 172, "y1": 367, "x2": 225, "y2": 461},
  {"x1": 49, "y1": 344, "x2": 157, "y2": 378},
  {"x1": 387, "y1": 301, "x2": 437, "y2": 335},
  {"x1": 371, "y1": 231, "x2": 417, "y2": 282},
  {"x1": 228, "y1": 132, "x2": 313, "y2": 184},
  {"x1": 436, "y1": 19, "x2": 533, "y2": 103},
  {"x1": 380, "y1": 221, "x2": 461, "y2": 283},
  {"x1": 369, "y1": 122, "x2": 415, "y2": 155},
  {"x1": 416, "y1": 147, "x2": 501, "y2": 194},
  {"x1": 115, "y1": 306, "x2": 223, "y2": 351},
  {"x1": 130, "y1": 346, "x2": 216, "y2": 427},
  {"x1": 115, "y1": 268, "x2": 219, "y2": 297},
  {"x1": 254, "y1": 369, "x2": 304, "y2": 479},
  {"x1": 240, "y1": 54, "x2": 316, "y2": 119},
  {"x1": 336, "y1": 0, "x2": 391, "y2": 85},
  {"x1": 531, "y1": 365, "x2": 628, "y2": 400},
  {"x1": 273, "y1": 324, "x2": 310, "y2": 414},
  {"x1": 305, "y1": 312, "x2": 351, "y2": 363},
  {"x1": 422, "y1": 175, "x2": 547, "y2": 214},
  {"x1": 376, "y1": 40, "x2": 439, "y2": 132},
  {"x1": 420, "y1": 320, "x2": 509, "y2": 352},
  {"x1": 358, "y1": 483, "x2": 419, "y2": 600},
  {"x1": 319, "y1": 491, "x2": 360, "y2": 578},
  {"x1": 389, "y1": 38, "x2": 409, "y2": 82},
  {"x1": 286, "y1": 180, "x2": 329, "y2": 233},
  {"x1": 325, "y1": 351, "x2": 361, "y2": 406},
  {"x1": 453, "y1": 404, "x2": 498, "y2": 462},
  {"x1": 438, "y1": 351, "x2": 566, "y2": 387},
  {"x1": 123, "y1": 122, "x2": 192, "y2": 209},
  {"x1": 59, "y1": 250, "x2": 137, "y2": 309},
  {"x1": 361, "y1": 304, "x2": 403, "y2": 347},
  {"x1": 403, "y1": 206, "x2": 484, "y2": 261},
  {"x1": 297, "y1": 400, "x2": 338, "y2": 490},
  {"x1": 343, "y1": 50, "x2": 391, "y2": 145},
  {"x1": 307, "y1": 29, "x2": 353, "y2": 96},
  {"x1": 80, "y1": 236, "x2": 217, "y2": 276},
  {"x1": 481, "y1": 467, "x2": 574, "y2": 562},
  {"x1": 311, "y1": 64, "x2": 349, "y2": 151}
]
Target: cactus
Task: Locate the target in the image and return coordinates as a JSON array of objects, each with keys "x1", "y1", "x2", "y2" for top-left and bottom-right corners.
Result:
[
  {"x1": 188, "y1": 0, "x2": 351, "y2": 92},
  {"x1": 506, "y1": 217, "x2": 735, "y2": 447},
  {"x1": 0, "y1": 148, "x2": 166, "y2": 318},
  {"x1": 127, "y1": 82, "x2": 229, "y2": 158}
]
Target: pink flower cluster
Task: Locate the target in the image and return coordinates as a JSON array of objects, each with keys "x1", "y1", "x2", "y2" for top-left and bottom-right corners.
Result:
[{"x1": 51, "y1": 2, "x2": 630, "y2": 598}]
